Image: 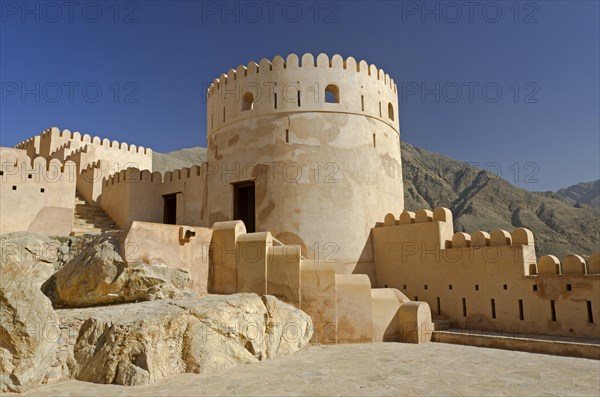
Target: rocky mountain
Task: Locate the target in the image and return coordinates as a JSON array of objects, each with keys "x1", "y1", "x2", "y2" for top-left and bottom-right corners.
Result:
[
  {"x1": 152, "y1": 147, "x2": 207, "y2": 173},
  {"x1": 401, "y1": 142, "x2": 598, "y2": 258},
  {"x1": 154, "y1": 143, "x2": 599, "y2": 258},
  {"x1": 554, "y1": 180, "x2": 599, "y2": 208}
]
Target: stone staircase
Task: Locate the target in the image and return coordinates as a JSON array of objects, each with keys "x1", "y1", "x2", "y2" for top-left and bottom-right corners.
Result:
[{"x1": 71, "y1": 194, "x2": 120, "y2": 236}]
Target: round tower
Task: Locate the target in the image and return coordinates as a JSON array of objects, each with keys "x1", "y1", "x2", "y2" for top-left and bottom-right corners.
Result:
[{"x1": 206, "y1": 53, "x2": 403, "y2": 279}]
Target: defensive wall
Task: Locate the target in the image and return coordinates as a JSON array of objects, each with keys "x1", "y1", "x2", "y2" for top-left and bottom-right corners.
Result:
[
  {"x1": 372, "y1": 208, "x2": 600, "y2": 340},
  {"x1": 0, "y1": 148, "x2": 76, "y2": 235},
  {"x1": 100, "y1": 165, "x2": 209, "y2": 229},
  {"x1": 16, "y1": 127, "x2": 152, "y2": 203}
]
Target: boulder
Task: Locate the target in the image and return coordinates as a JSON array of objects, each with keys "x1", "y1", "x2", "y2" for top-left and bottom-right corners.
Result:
[
  {"x1": 55, "y1": 233, "x2": 192, "y2": 307},
  {"x1": 61, "y1": 293, "x2": 312, "y2": 386},
  {"x1": 0, "y1": 232, "x2": 59, "y2": 393}
]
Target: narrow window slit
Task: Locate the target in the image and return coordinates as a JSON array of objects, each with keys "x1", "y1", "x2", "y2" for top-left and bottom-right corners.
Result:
[{"x1": 518, "y1": 299, "x2": 524, "y2": 320}]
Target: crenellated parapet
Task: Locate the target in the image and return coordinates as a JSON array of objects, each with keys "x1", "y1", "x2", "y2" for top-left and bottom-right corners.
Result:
[
  {"x1": 14, "y1": 135, "x2": 41, "y2": 159},
  {"x1": 207, "y1": 53, "x2": 399, "y2": 136},
  {"x1": 100, "y1": 164, "x2": 208, "y2": 230},
  {"x1": 1, "y1": 150, "x2": 77, "y2": 183},
  {"x1": 372, "y1": 207, "x2": 599, "y2": 340},
  {"x1": 537, "y1": 253, "x2": 600, "y2": 276},
  {"x1": 14, "y1": 127, "x2": 152, "y2": 175},
  {"x1": 448, "y1": 227, "x2": 535, "y2": 249}
]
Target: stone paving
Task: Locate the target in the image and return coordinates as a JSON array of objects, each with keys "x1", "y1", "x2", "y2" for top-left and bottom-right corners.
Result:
[{"x1": 21, "y1": 343, "x2": 600, "y2": 396}]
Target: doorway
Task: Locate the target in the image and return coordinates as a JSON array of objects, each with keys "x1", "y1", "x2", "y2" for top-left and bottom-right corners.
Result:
[
  {"x1": 233, "y1": 181, "x2": 255, "y2": 232},
  {"x1": 163, "y1": 193, "x2": 177, "y2": 225}
]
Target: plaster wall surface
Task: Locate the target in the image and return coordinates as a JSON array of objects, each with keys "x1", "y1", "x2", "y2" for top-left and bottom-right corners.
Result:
[
  {"x1": 122, "y1": 221, "x2": 213, "y2": 294},
  {"x1": 0, "y1": 148, "x2": 76, "y2": 235},
  {"x1": 373, "y1": 210, "x2": 600, "y2": 340},
  {"x1": 100, "y1": 165, "x2": 208, "y2": 229}
]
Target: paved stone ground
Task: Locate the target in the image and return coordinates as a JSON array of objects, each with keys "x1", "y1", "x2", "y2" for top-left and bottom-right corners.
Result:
[{"x1": 21, "y1": 343, "x2": 600, "y2": 396}]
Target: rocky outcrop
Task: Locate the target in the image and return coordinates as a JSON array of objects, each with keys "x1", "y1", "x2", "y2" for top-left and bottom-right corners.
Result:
[
  {"x1": 1, "y1": 232, "x2": 313, "y2": 392},
  {"x1": 57, "y1": 293, "x2": 312, "y2": 386},
  {"x1": 0, "y1": 233, "x2": 59, "y2": 393},
  {"x1": 55, "y1": 233, "x2": 192, "y2": 307},
  {"x1": 556, "y1": 180, "x2": 600, "y2": 208}
]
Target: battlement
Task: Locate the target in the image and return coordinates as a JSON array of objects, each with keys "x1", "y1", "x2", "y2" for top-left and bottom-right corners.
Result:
[
  {"x1": 208, "y1": 53, "x2": 397, "y2": 95},
  {"x1": 51, "y1": 127, "x2": 152, "y2": 155},
  {"x1": 100, "y1": 164, "x2": 208, "y2": 229},
  {"x1": 103, "y1": 165, "x2": 205, "y2": 187},
  {"x1": 448, "y1": 228, "x2": 535, "y2": 249},
  {"x1": 372, "y1": 208, "x2": 599, "y2": 340},
  {"x1": 1, "y1": 152, "x2": 77, "y2": 181},
  {"x1": 207, "y1": 53, "x2": 399, "y2": 135},
  {"x1": 15, "y1": 127, "x2": 152, "y2": 161},
  {"x1": 536, "y1": 253, "x2": 600, "y2": 276}
]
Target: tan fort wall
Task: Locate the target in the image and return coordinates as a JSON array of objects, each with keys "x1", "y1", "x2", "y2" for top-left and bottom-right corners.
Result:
[
  {"x1": 14, "y1": 135, "x2": 40, "y2": 159},
  {"x1": 16, "y1": 127, "x2": 152, "y2": 186},
  {"x1": 205, "y1": 53, "x2": 404, "y2": 280},
  {"x1": 0, "y1": 148, "x2": 76, "y2": 235},
  {"x1": 372, "y1": 208, "x2": 600, "y2": 340},
  {"x1": 100, "y1": 165, "x2": 209, "y2": 229},
  {"x1": 77, "y1": 160, "x2": 110, "y2": 205}
]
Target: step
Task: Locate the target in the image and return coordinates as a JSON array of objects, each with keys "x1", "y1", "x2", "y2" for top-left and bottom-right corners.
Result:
[
  {"x1": 432, "y1": 320, "x2": 453, "y2": 331},
  {"x1": 73, "y1": 194, "x2": 121, "y2": 235},
  {"x1": 432, "y1": 328, "x2": 600, "y2": 360},
  {"x1": 74, "y1": 217, "x2": 114, "y2": 224}
]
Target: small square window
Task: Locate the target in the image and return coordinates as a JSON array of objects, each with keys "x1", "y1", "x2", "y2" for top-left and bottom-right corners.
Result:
[
  {"x1": 566, "y1": 284, "x2": 572, "y2": 291},
  {"x1": 449, "y1": 284, "x2": 453, "y2": 290},
  {"x1": 403, "y1": 285, "x2": 407, "y2": 290},
  {"x1": 28, "y1": 174, "x2": 32, "y2": 179},
  {"x1": 0, "y1": 171, "x2": 4, "y2": 176},
  {"x1": 503, "y1": 284, "x2": 508, "y2": 290},
  {"x1": 12, "y1": 186, "x2": 16, "y2": 190},
  {"x1": 475, "y1": 285, "x2": 479, "y2": 291},
  {"x1": 40, "y1": 188, "x2": 45, "y2": 193},
  {"x1": 424, "y1": 285, "x2": 428, "y2": 290},
  {"x1": 533, "y1": 285, "x2": 538, "y2": 291}
]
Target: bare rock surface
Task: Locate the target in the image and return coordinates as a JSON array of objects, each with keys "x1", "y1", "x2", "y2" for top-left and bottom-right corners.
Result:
[
  {"x1": 55, "y1": 233, "x2": 192, "y2": 307},
  {"x1": 56, "y1": 293, "x2": 312, "y2": 386},
  {"x1": 0, "y1": 232, "x2": 59, "y2": 393}
]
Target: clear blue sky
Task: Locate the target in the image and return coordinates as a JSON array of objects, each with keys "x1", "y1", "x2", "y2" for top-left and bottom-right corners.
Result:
[{"x1": 1, "y1": 0, "x2": 598, "y2": 191}]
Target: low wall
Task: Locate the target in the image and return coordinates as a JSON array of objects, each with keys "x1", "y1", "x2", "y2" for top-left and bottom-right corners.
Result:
[
  {"x1": 122, "y1": 221, "x2": 213, "y2": 294},
  {"x1": 373, "y1": 208, "x2": 600, "y2": 340}
]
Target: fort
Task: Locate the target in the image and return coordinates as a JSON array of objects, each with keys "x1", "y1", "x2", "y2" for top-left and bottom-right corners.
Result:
[{"x1": 1, "y1": 53, "x2": 599, "y2": 379}]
